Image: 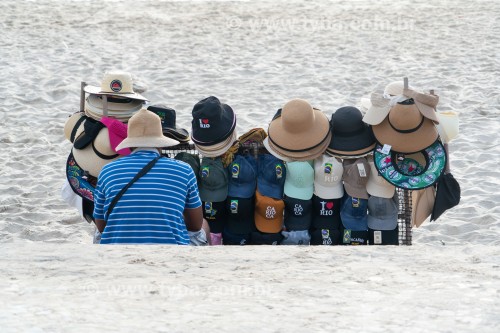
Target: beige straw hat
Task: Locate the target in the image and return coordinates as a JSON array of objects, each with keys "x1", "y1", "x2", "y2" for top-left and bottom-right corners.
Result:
[
  {"x1": 84, "y1": 71, "x2": 148, "y2": 101},
  {"x1": 115, "y1": 108, "x2": 179, "y2": 150},
  {"x1": 403, "y1": 88, "x2": 439, "y2": 124}
]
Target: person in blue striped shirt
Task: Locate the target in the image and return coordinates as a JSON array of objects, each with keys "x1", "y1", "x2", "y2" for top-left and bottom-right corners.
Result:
[{"x1": 93, "y1": 108, "x2": 208, "y2": 245}]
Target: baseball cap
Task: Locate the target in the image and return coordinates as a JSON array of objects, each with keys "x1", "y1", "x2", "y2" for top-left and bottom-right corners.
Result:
[
  {"x1": 313, "y1": 154, "x2": 344, "y2": 199},
  {"x1": 341, "y1": 229, "x2": 369, "y2": 245},
  {"x1": 368, "y1": 228, "x2": 399, "y2": 245},
  {"x1": 228, "y1": 154, "x2": 257, "y2": 199},
  {"x1": 340, "y1": 193, "x2": 368, "y2": 231},
  {"x1": 283, "y1": 196, "x2": 312, "y2": 231},
  {"x1": 342, "y1": 157, "x2": 370, "y2": 199},
  {"x1": 226, "y1": 196, "x2": 255, "y2": 234},
  {"x1": 254, "y1": 189, "x2": 284, "y2": 233},
  {"x1": 222, "y1": 228, "x2": 251, "y2": 245},
  {"x1": 250, "y1": 231, "x2": 283, "y2": 245},
  {"x1": 367, "y1": 195, "x2": 399, "y2": 231},
  {"x1": 198, "y1": 157, "x2": 228, "y2": 202},
  {"x1": 281, "y1": 230, "x2": 311, "y2": 245},
  {"x1": 283, "y1": 161, "x2": 314, "y2": 200},
  {"x1": 203, "y1": 200, "x2": 227, "y2": 233},
  {"x1": 175, "y1": 152, "x2": 200, "y2": 180},
  {"x1": 257, "y1": 153, "x2": 286, "y2": 199},
  {"x1": 311, "y1": 194, "x2": 341, "y2": 230},
  {"x1": 366, "y1": 158, "x2": 395, "y2": 198},
  {"x1": 310, "y1": 228, "x2": 341, "y2": 245}
]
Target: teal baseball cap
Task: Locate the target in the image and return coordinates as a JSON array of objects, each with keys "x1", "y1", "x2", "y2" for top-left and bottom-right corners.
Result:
[{"x1": 283, "y1": 161, "x2": 314, "y2": 200}]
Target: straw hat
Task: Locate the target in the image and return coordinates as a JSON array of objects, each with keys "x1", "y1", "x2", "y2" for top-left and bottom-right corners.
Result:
[
  {"x1": 436, "y1": 111, "x2": 459, "y2": 143},
  {"x1": 84, "y1": 71, "x2": 148, "y2": 101},
  {"x1": 403, "y1": 88, "x2": 439, "y2": 124},
  {"x1": 84, "y1": 94, "x2": 143, "y2": 122},
  {"x1": 116, "y1": 108, "x2": 179, "y2": 151},
  {"x1": 267, "y1": 99, "x2": 330, "y2": 161},
  {"x1": 362, "y1": 93, "x2": 391, "y2": 126},
  {"x1": 72, "y1": 124, "x2": 121, "y2": 177},
  {"x1": 372, "y1": 101, "x2": 438, "y2": 153},
  {"x1": 194, "y1": 130, "x2": 238, "y2": 157},
  {"x1": 64, "y1": 112, "x2": 87, "y2": 143}
]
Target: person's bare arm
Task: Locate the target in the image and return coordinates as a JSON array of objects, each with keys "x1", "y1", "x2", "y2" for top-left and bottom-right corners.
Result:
[
  {"x1": 183, "y1": 206, "x2": 203, "y2": 231},
  {"x1": 94, "y1": 219, "x2": 106, "y2": 233}
]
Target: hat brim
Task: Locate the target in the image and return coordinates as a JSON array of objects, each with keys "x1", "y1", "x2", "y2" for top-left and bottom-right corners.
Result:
[
  {"x1": 72, "y1": 145, "x2": 120, "y2": 178},
  {"x1": 163, "y1": 128, "x2": 190, "y2": 142},
  {"x1": 372, "y1": 116, "x2": 438, "y2": 154},
  {"x1": 199, "y1": 185, "x2": 228, "y2": 203},
  {"x1": 326, "y1": 143, "x2": 376, "y2": 158},
  {"x1": 84, "y1": 85, "x2": 148, "y2": 101},
  {"x1": 116, "y1": 135, "x2": 179, "y2": 151},
  {"x1": 363, "y1": 104, "x2": 391, "y2": 126},
  {"x1": 264, "y1": 132, "x2": 331, "y2": 162},
  {"x1": 268, "y1": 109, "x2": 330, "y2": 152},
  {"x1": 313, "y1": 182, "x2": 344, "y2": 200},
  {"x1": 194, "y1": 131, "x2": 237, "y2": 157}
]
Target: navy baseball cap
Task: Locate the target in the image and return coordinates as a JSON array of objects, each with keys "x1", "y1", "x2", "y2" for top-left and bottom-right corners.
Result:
[
  {"x1": 341, "y1": 229, "x2": 369, "y2": 245},
  {"x1": 257, "y1": 153, "x2": 286, "y2": 199},
  {"x1": 222, "y1": 228, "x2": 251, "y2": 245},
  {"x1": 228, "y1": 154, "x2": 257, "y2": 199},
  {"x1": 311, "y1": 195, "x2": 341, "y2": 230},
  {"x1": 367, "y1": 195, "x2": 399, "y2": 231},
  {"x1": 340, "y1": 193, "x2": 368, "y2": 231},
  {"x1": 310, "y1": 228, "x2": 341, "y2": 245},
  {"x1": 250, "y1": 231, "x2": 283, "y2": 245},
  {"x1": 283, "y1": 196, "x2": 312, "y2": 231},
  {"x1": 226, "y1": 196, "x2": 255, "y2": 234},
  {"x1": 203, "y1": 200, "x2": 227, "y2": 233}
]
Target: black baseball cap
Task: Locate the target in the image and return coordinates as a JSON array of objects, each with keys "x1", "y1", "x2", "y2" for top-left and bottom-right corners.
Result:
[
  {"x1": 226, "y1": 196, "x2": 255, "y2": 234},
  {"x1": 222, "y1": 228, "x2": 251, "y2": 245},
  {"x1": 203, "y1": 200, "x2": 227, "y2": 233},
  {"x1": 283, "y1": 196, "x2": 312, "y2": 231},
  {"x1": 250, "y1": 231, "x2": 283, "y2": 245},
  {"x1": 311, "y1": 195, "x2": 341, "y2": 230},
  {"x1": 310, "y1": 228, "x2": 341, "y2": 245}
]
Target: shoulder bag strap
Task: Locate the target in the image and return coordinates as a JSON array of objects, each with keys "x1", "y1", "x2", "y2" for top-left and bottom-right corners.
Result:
[{"x1": 105, "y1": 155, "x2": 162, "y2": 220}]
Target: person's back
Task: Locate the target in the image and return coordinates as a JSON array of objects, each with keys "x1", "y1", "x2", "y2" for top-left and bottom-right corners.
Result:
[
  {"x1": 92, "y1": 108, "x2": 206, "y2": 245},
  {"x1": 94, "y1": 149, "x2": 200, "y2": 244}
]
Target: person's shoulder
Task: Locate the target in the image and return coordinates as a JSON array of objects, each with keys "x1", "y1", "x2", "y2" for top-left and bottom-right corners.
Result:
[{"x1": 161, "y1": 157, "x2": 191, "y2": 170}]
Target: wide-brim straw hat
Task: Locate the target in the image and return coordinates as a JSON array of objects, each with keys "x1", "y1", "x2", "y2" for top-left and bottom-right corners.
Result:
[
  {"x1": 116, "y1": 108, "x2": 179, "y2": 150},
  {"x1": 263, "y1": 132, "x2": 331, "y2": 162},
  {"x1": 194, "y1": 130, "x2": 238, "y2": 157},
  {"x1": 362, "y1": 93, "x2": 392, "y2": 126},
  {"x1": 72, "y1": 124, "x2": 121, "y2": 177},
  {"x1": 84, "y1": 71, "x2": 148, "y2": 101},
  {"x1": 267, "y1": 99, "x2": 331, "y2": 160},
  {"x1": 85, "y1": 94, "x2": 143, "y2": 122},
  {"x1": 372, "y1": 102, "x2": 438, "y2": 153},
  {"x1": 403, "y1": 88, "x2": 439, "y2": 124}
]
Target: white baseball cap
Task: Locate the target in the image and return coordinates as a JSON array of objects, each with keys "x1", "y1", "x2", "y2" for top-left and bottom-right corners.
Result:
[
  {"x1": 366, "y1": 158, "x2": 395, "y2": 198},
  {"x1": 313, "y1": 154, "x2": 344, "y2": 199}
]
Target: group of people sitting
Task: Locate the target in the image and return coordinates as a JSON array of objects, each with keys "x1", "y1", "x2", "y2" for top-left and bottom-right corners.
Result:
[{"x1": 62, "y1": 71, "x2": 460, "y2": 245}]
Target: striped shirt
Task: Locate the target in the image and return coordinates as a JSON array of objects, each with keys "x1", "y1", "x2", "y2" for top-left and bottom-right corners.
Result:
[{"x1": 93, "y1": 149, "x2": 201, "y2": 244}]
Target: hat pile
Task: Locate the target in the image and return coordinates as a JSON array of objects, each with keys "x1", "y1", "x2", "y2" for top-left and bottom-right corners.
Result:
[
  {"x1": 148, "y1": 105, "x2": 190, "y2": 143},
  {"x1": 191, "y1": 96, "x2": 237, "y2": 157},
  {"x1": 83, "y1": 71, "x2": 148, "y2": 122},
  {"x1": 264, "y1": 99, "x2": 331, "y2": 161}
]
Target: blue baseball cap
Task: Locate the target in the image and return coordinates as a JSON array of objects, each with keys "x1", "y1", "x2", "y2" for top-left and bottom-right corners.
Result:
[
  {"x1": 340, "y1": 193, "x2": 368, "y2": 231},
  {"x1": 228, "y1": 154, "x2": 257, "y2": 198},
  {"x1": 257, "y1": 154, "x2": 286, "y2": 199}
]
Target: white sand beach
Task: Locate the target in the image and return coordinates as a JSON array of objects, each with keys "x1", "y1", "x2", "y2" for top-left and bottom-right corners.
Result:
[{"x1": 0, "y1": 0, "x2": 499, "y2": 332}]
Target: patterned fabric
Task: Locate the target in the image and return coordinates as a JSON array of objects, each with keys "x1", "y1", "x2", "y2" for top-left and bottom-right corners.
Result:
[{"x1": 94, "y1": 150, "x2": 201, "y2": 244}]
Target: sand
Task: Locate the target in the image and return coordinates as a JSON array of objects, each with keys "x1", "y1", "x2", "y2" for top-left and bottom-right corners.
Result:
[{"x1": 0, "y1": 0, "x2": 499, "y2": 332}]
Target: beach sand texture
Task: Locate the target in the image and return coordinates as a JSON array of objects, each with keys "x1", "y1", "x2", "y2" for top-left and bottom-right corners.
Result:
[{"x1": 0, "y1": 0, "x2": 499, "y2": 332}]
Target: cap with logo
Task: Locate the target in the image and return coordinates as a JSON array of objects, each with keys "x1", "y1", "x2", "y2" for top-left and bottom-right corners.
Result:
[
  {"x1": 280, "y1": 230, "x2": 311, "y2": 245},
  {"x1": 174, "y1": 152, "x2": 200, "y2": 180},
  {"x1": 198, "y1": 157, "x2": 228, "y2": 202},
  {"x1": 283, "y1": 196, "x2": 312, "y2": 231},
  {"x1": 257, "y1": 153, "x2": 286, "y2": 199},
  {"x1": 313, "y1": 154, "x2": 344, "y2": 199},
  {"x1": 203, "y1": 200, "x2": 227, "y2": 233},
  {"x1": 254, "y1": 189, "x2": 284, "y2": 233},
  {"x1": 283, "y1": 161, "x2": 314, "y2": 200},
  {"x1": 311, "y1": 194, "x2": 341, "y2": 230},
  {"x1": 226, "y1": 196, "x2": 255, "y2": 235},
  {"x1": 342, "y1": 157, "x2": 370, "y2": 200},
  {"x1": 310, "y1": 228, "x2": 341, "y2": 245},
  {"x1": 367, "y1": 195, "x2": 399, "y2": 231},
  {"x1": 222, "y1": 228, "x2": 251, "y2": 245},
  {"x1": 228, "y1": 154, "x2": 257, "y2": 199},
  {"x1": 340, "y1": 193, "x2": 368, "y2": 231}
]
